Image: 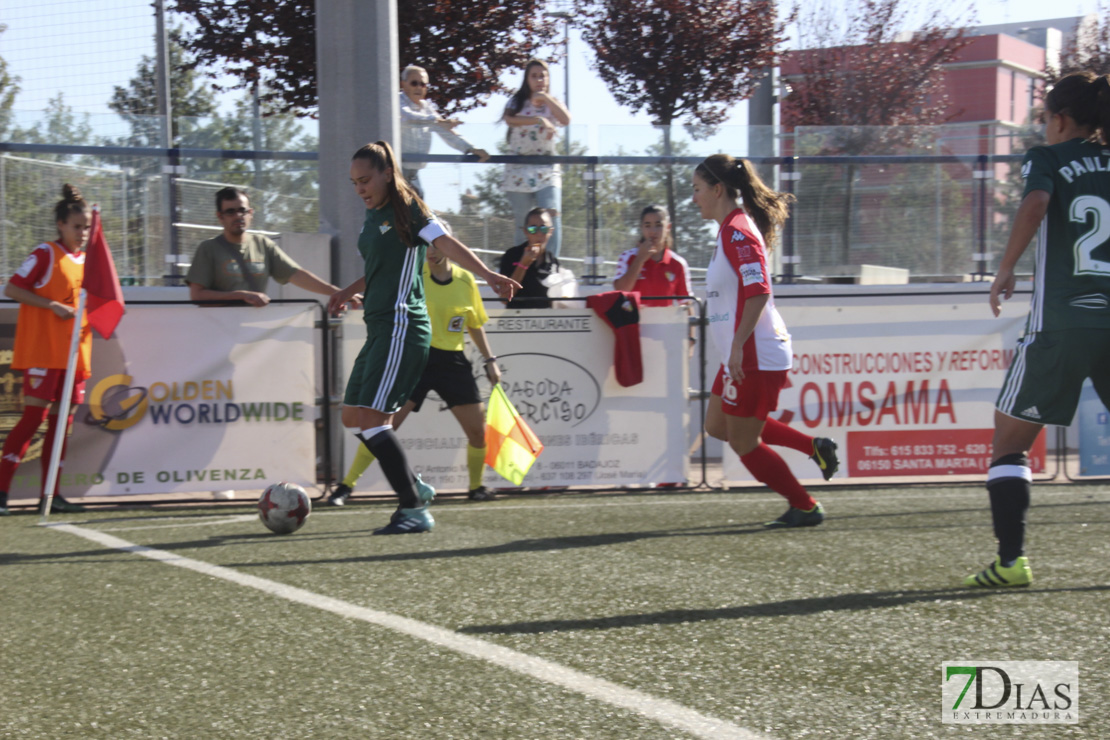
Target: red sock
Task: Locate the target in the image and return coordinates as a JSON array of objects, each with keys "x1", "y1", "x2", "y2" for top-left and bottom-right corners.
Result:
[
  {"x1": 0, "y1": 405, "x2": 50, "y2": 492},
  {"x1": 761, "y1": 418, "x2": 814, "y2": 456},
  {"x1": 41, "y1": 414, "x2": 73, "y2": 498},
  {"x1": 740, "y1": 443, "x2": 817, "y2": 510}
]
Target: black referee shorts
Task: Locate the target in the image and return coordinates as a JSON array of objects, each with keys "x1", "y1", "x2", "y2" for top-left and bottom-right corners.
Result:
[{"x1": 408, "y1": 347, "x2": 482, "y2": 412}]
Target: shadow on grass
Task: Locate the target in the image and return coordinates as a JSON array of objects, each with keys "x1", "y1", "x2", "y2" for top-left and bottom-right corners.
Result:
[
  {"x1": 458, "y1": 585, "x2": 1110, "y2": 635},
  {"x1": 6, "y1": 499, "x2": 1105, "y2": 569}
]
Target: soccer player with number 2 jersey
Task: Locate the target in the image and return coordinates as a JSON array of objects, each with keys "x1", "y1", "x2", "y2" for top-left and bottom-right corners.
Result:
[
  {"x1": 968, "y1": 72, "x2": 1110, "y2": 587},
  {"x1": 694, "y1": 155, "x2": 839, "y2": 528}
]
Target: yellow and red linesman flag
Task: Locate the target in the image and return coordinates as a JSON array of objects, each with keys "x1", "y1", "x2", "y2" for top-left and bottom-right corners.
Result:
[
  {"x1": 84, "y1": 207, "x2": 125, "y2": 338},
  {"x1": 485, "y1": 383, "x2": 544, "y2": 485}
]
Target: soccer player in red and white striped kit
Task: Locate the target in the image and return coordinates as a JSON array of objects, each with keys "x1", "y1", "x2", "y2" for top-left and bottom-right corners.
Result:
[{"x1": 694, "y1": 154, "x2": 838, "y2": 527}]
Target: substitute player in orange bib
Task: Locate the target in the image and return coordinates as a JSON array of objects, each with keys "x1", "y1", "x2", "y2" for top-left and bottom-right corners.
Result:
[
  {"x1": 0, "y1": 185, "x2": 93, "y2": 514},
  {"x1": 694, "y1": 155, "x2": 839, "y2": 527}
]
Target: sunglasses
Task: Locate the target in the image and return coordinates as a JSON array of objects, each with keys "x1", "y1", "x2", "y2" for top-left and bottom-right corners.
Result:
[
  {"x1": 221, "y1": 207, "x2": 253, "y2": 216},
  {"x1": 525, "y1": 225, "x2": 552, "y2": 234}
]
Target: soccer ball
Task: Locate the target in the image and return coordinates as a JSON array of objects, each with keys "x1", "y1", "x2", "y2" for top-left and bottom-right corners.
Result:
[{"x1": 258, "y1": 482, "x2": 311, "y2": 535}]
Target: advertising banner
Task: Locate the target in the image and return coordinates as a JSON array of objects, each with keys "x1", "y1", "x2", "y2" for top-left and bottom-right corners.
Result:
[
  {"x1": 723, "y1": 291, "x2": 1047, "y2": 483},
  {"x1": 339, "y1": 304, "x2": 690, "y2": 492},
  {"x1": 1076, "y1": 380, "x2": 1110, "y2": 476},
  {"x1": 0, "y1": 303, "x2": 318, "y2": 500}
]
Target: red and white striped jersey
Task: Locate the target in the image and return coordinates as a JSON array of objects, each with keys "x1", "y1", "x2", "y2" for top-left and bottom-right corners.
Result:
[{"x1": 705, "y1": 209, "x2": 792, "y2": 373}]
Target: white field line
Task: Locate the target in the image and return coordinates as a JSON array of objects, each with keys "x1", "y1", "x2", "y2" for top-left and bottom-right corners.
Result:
[
  {"x1": 46, "y1": 523, "x2": 768, "y2": 740},
  {"x1": 90, "y1": 515, "x2": 259, "y2": 531},
  {"x1": 85, "y1": 486, "x2": 1109, "y2": 531}
]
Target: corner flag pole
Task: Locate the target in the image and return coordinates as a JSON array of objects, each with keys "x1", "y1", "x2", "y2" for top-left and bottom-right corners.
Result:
[{"x1": 40, "y1": 289, "x2": 86, "y2": 522}]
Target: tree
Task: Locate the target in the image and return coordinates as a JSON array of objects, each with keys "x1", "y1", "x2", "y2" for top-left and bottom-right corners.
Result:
[
  {"x1": 169, "y1": 0, "x2": 558, "y2": 116},
  {"x1": 108, "y1": 27, "x2": 219, "y2": 148},
  {"x1": 579, "y1": 0, "x2": 785, "y2": 225},
  {"x1": 1046, "y1": 6, "x2": 1110, "y2": 84},
  {"x1": 781, "y1": 0, "x2": 973, "y2": 266},
  {"x1": 0, "y1": 24, "x2": 19, "y2": 138}
]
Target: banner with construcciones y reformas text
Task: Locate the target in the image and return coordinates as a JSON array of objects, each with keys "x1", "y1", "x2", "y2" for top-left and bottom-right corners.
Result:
[
  {"x1": 0, "y1": 303, "x2": 318, "y2": 500},
  {"x1": 723, "y1": 290, "x2": 1047, "y2": 484}
]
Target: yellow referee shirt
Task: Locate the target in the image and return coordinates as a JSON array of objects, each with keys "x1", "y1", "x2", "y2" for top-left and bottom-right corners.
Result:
[{"x1": 424, "y1": 262, "x2": 489, "y2": 351}]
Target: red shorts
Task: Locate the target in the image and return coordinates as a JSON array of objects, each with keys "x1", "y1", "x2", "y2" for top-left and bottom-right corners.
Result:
[
  {"x1": 711, "y1": 366, "x2": 787, "y2": 420},
  {"x1": 22, "y1": 368, "x2": 87, "y2": 405}
]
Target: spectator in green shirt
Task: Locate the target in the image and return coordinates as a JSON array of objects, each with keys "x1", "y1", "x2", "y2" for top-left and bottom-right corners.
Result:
[{"x1": 186, "y1": 187, "x2": 345, "y2": 306}]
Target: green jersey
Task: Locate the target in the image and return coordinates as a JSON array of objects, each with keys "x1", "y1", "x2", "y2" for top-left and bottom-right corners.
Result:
[
  {"x1": 357, "y1": 199, "x2": 442, "y2": 346},
  {"x1": 1021, "y1": 138, "x2": 1110, "y2": 332}
]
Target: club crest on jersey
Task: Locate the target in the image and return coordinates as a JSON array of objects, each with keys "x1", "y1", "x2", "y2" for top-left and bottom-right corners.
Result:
[
  {"x1": 448, "y1": 316, "x2": 465, "y2": 332},
  {"x1": 380, "y1": 221, "x2": 392, "y2": 235},
  {"x1": 665, "y1": 271, "x2": 675, "y2": 282}
]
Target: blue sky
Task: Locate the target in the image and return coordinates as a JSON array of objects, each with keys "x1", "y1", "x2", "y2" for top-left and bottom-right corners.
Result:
[{"x1": 1, "y1": 0, "x2": 1105, "y2": 133}]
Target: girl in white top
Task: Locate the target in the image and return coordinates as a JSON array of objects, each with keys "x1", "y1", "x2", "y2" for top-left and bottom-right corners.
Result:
[
  {"x1": 502, "y1": 59, "x2": 571, "y2": 258},
  {"x1": 694, "y1": 154, "x2": 837, "y2": 528}
]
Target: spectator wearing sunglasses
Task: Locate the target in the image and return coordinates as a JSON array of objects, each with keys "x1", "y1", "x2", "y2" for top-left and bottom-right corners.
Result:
[
  {"x1": 400, "y1": 65, "x2": 490, "y2": 197},
  {"x1": 498, "y1": 207, "x2": 560, "y2": 309},
  {"x1": 186, "y1": 187, "x2": 346, "y2": 307}
]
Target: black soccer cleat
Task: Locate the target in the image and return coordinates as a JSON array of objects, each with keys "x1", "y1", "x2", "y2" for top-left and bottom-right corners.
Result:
[
  {"x1": 326, "y1": 483, "x2": 353, "y2": 506},
  {"x1": 764, "y1": 502, "x2": 825, "y2": 529},
  {"x1": 467, "y1": 486, "x2": 497, "y2": 502},
  {"x1": 811, "y1": 437, "x2": 840, "y2": 481}
]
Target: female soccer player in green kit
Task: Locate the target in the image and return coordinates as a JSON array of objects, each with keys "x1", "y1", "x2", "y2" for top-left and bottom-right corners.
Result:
[
  {"x1": 968, "y1": 72, "x2": 1110, "y2": 586},
  {"x1": 328, "y1": 141, "x2": 518, "y2": 534}
]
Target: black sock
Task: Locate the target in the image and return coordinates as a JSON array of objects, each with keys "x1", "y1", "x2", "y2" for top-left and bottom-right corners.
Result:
[
  {"x1": 359, "y1": 429, "x2": 419, "y2": 509},
  {"x1": 986, "y1": 453, "x2": 1031, "y2": 566}
]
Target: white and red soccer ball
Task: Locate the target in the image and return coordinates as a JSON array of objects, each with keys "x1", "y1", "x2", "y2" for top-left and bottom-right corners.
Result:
[{"x1": 257, "y1": 482, "x2": 311, "y2": 534}]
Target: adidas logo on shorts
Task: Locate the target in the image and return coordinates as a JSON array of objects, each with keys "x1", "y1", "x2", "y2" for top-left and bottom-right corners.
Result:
[{"x1": 1020, "y1": 406, "x2": 1041, "y2": 419}]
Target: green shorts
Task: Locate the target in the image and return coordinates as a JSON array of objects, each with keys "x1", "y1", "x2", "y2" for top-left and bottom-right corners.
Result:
[
  {"x1": 344, "y1": 334, "x2": 429, "y2": 414},
  {"x1": 996, "y1": 328, "x2": 1110, "y2": 426}
]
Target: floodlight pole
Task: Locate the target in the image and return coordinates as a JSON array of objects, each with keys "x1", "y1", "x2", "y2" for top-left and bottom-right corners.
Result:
[
  {"x1": 154, "y1": 0, "x2": 179, "y2": 284},
  {"x1": 546, "y1": 11, "x2": 572, "y2": 156}
]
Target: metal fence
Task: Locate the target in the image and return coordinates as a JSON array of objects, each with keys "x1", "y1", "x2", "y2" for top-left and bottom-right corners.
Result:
[{"x1": 1, "y1": 119, "x2": 1037, "y2": 285}]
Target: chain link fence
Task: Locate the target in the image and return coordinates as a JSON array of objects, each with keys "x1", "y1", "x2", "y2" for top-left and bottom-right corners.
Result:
[{"x1": 1, "y1": 116, "x2": 1037, "y2": 285}]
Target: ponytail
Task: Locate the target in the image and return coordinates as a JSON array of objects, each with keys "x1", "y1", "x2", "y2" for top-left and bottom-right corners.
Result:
[
  {"x1": 1045, "y1": 72, "x2": 1110, "y2": 146},
  {"x1": 695, "y1": 155, "x2": 794, "y2": 249},
  {"x1": 1096, "y1": 75, "x2": 1110, "y2": 146},
  {"x1": 54, "y1": 183, "x2": 88, "y2": 226},
  {"x1": 351, "y1": 140, "x2": 432, "y2": 247}
]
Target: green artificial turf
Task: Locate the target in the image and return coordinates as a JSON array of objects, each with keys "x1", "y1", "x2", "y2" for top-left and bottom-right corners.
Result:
[{"x1": 1, "y1": 485, "x2": 1106, "y2": 739}]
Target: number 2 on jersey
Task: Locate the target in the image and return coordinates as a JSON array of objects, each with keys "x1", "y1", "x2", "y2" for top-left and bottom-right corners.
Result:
[{"x1": 1071, "y1": 195, "x2": 1110, "y2": 275}]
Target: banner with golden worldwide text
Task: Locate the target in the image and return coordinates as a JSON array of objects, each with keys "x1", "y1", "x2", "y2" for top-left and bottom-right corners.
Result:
[{"x1": 0, "y1": 303, "x2": 318, "y2": 500}]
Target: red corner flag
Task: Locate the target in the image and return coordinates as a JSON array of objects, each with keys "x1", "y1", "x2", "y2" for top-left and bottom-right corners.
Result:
[{"x1": 84, "y1": 207, "x2": 125, "y2": 339}]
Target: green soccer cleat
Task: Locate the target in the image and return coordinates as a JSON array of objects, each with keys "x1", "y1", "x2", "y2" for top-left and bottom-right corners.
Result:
[
  {"x1": 415, "y1": 475, "x2": 436, "y2": 505},
  {"x1": 811, "y1": 437, "x2": 840, "y2": 480},
  {"x1": 963, "y1": 556, "x2": 1033, "y2": 588},
  {"x1": 764, "y1": 502, "x2": 825, "y2": 529}
]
